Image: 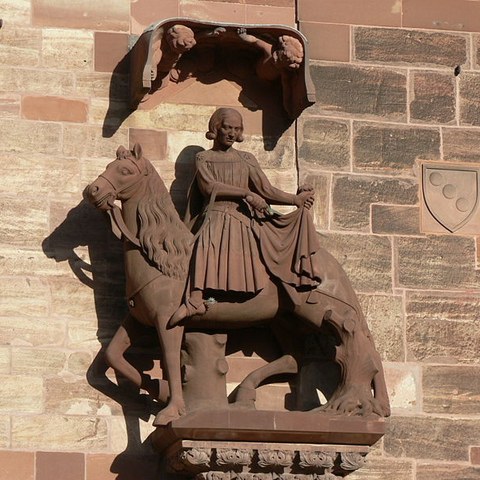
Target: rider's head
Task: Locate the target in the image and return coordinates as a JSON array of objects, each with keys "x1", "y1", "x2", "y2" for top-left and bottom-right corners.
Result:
[{"x1": 206, "y1": 108, "x2": 244, "y2": 143}]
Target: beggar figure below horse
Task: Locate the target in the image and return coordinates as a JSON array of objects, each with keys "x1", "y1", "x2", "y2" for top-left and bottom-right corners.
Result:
[{"x1": 86, "y1": 144, "x2": 390, "y2": 426}]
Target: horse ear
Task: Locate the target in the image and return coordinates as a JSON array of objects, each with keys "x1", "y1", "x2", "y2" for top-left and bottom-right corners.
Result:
[
  {"x1": 132, "y1": 143, "x2": 142, "y2": 160},
  {"x1": 116, "y1": 145, "x2": 129, "y2": 159}
]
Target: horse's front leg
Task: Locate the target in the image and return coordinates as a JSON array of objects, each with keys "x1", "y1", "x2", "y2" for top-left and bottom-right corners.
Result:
[{"x1": 153, "y1": 316, "x2": 186, "y2": 426}]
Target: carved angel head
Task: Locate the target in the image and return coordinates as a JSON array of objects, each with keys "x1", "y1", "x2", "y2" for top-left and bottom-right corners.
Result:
[
  {"x1": 273, "y1": 35, "x2": 304, "y2": 70},
  {"x1": 166, "y1": 25, "x2": 197, "y2": 53}
]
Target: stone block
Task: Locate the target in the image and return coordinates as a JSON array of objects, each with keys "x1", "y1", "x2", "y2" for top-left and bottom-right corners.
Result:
[
  {"x1": 67, "y1": 319, "x2": 105, "y2": 351},
  {"x1": 32, "y1": 0, "x2": 129, "y2": 31},
  {"x1": 416, "y1": 463, "x2": 480, "y2": 480},
  {"x1": 0, "y1": 374, "x2": 43, "y2": 413},
  {"x1": 299, "y1": 117, "x2": 350, "y2": 171},
  {"x1": 423, "y1": 365, "x2": 480, "y2": 414},
  {"x1": 179, "y1": 1, "x2": 246, "y2": 23},
  {"x1": 0, "y1": 67, "x2": 74, "y2": 96},
  {"x1": 67, "y1": 351, "x2": 93, "y2": 377},
  {"x1": 0, "y1": 25, "x2": 41, "y2": 67},
  {"x1": 75, "y1": 72, "x2": 128, "y2": 100},
  {"x1": 298, "y1": 0, "x2": 401, "y2": 26},
  {"x1": 0, "y1": 196, "x2": 49, "y2": 248},
  {"x1": 0, "y1": 93, "x2": 20, "y2": 118},
  {"x1": 0, "y1": 451, "x2": 35, "y2": 480},
  {"x1": 471, "y1": 447, "x2": 480, "y2": 465},
  {"x1": 411, "y1": 71, "x2": 456, "y2": 124},
  {"x1": 443, "y1": 128, "x2": 480, "y2": 163},
  {"x1": 0, "y1": 316, "x2": 65, "y2": 347},
  {"x1": 354, "y1": 27, "x2": 468, "y2": 68},
  {"x1": 299, "y1": 22, "x2": 350, "y2": 62},
  {"x1": 0, "y1": 0, "x2": 30, "y2": 24},
  {"x1": 353, "y1": 123, "x2": 440, "y2": 173},
  {"x1": 396, "y1": 236, "x2": 479, "y2": 290},
  {"x1": 129, "y1": 129, "x2": 167, "y2": 162},
  {"x1": 109, "y1": 416, "x2": 156, "y2": 453},
  {"x1": 36, "y1": 452, "x2": 84, "y2": 480},
  {"x1": 358, "y1": 294, "x2": 404, "y2": 362},
  {"x1": 42, "y1": 29, "x2": 93, "y2": 71},
  {"x1": 384, "y1": 416, "x2": 480, "y2": 461},
  {"x1": 403, "y1": 0, "x2": 480, "y2": 33},
  {"x1": 460, "y1": 73, "x2": 480, "y2": 126},
  {"x1": 318, "y1": 233, "x2": 392, "y2": 293},
  {"x1": 331, "y1": 175, "x2": 417, "y2": 231},
  {"x1": 94, "y1": 32, "x2": 129, "y2": 74},
  {"x1": 248, "y1": 0, "x2": 294, "y2": 5},
  {"x1": 0, "y1": 118, "x2": 61, "y2": 155},
  {"x1": 87, "y1": 453, "x2": 159, "y2": 480},
  {"x1": 0, "y1": 277, "x2": 50, "y2": 317},
  {"x1": 310, "y1": 64, "x2": 407, "y2": 121},
  {"x1": 12, "y1": 415, "x2": 108, "y2": 450},
  {"x1": 406, "y1": 291, "x2": 480, "y2": 364},
  {"x1": 11, "y1": 348, "x2": 66, "y2": 375},
  {"x1": 62, "y1": 124, "x2": 128, "y2": 158},
  {"x1": 0, "y1": 416, "x2": 8, "y2": 448},
  {"x1": 131, "y1": 0, "x2": 179, "y2": 35},
  {"x1": 371, "y1": 205, "x2": 420, "y2": 236},
  {"x1": 384, "y1": 363, "x2": 420, "y2": 412},
  {"x1": 342, "y1": 458, "x2": 413, "y2": 479},
  {"x1": 301, "y1": 173, "x2": 329, "y2": 229},
  {"x1": 21, "y1": 95, "x2": 88, "y2": 123},
  {"x1": 246, "y1": 5, "x2": 295, "y2": 26},
  {"x1": 242, "y1": 135, "x2": 295, "y2": 170},
  {"x1": 0, "y1": 348, "x2": 10, "y2": 374},
  {"x1": 45, "y1": 377, "x2": 122, "y2": 416}
]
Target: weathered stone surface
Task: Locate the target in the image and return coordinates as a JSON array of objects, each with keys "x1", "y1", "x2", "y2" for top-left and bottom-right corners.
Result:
[
  {"x1": 344, "y1": 458, "x2": 414, "y2": 479},
  {"x1": 406, "y1": 292, "x2": 480, "y2": 364},
  {"x1": 302, "y1": 173, "x2": 329, "y2": 229},
  {"x1": 299, "y1": 117, "x2": 350, "y2": 170},
  {"x1": 45, "y1": 377, "x2": 121, "y2": 416},
  {"x1": 354, "y1": 27, "x2": 468, "y2": 68},
  {"x1": 384, "y1": 364, "x2": 420, "y2": 412},
  {"x1": 67, "y1": 319, "x2": 107, "y2": 351},
  {"x1": 332, "y1": 174, "x2": 417, "y2": 231},
  {"x1": 22, "y1": 95, "x2": 88, "y2": 123},
  {"x1": 63, "y1": 125, "x2": 128, "y2": 158},
  {"x1": 242, "y1": 135, "x2": 295, "y2": 170},
  {"x1": 318, "y1": 233, "x2": 392, "y2": 293},
  {"x1": 0, "y1": 25, "x2": 41, "y2": 67},
  {"x1": 410, "y1": 71, "x2": 456, "y2": 124},
  {"x1": 0, "y1": 196, "x2": 49, "y2": 247},
  {"x1": 67, "y1": 351, "x2": 93, "y2": 377},
  {"x1": 0, "y1": 277, "x2": 50, "y2": 317},
  {"x1": 416, "y1": 463, "x2": 480, "y2": 480},
  {"x1": 0, "y1": 93, "x2": 20, "y2": 118},
  {"x1": 32, "y1": 0, "x2": 129, "y2": 31},
  {"x1": 0, "y1": 375, "x2": 43, "y2": 413},
  {"x1": 0, "y1": 316, "x2": 65, "y2": 347},
  {"x1": 0, "y1": 118, "x2": 61, "y2": 155},
  {"x1": 0, "y1": 67, "x2": 74, "y2": 96},
  {"x1": 0, "y1": 415, "x2": 8, "y2": 448},
  {"x1": 443, "y1": 128, "x2": 480, "y2": 163},
  {"x1": 0, "y1": 0, "x2": 30, "y2": 24},
  {"x1": 396, "y1": 236, "x2": 480, "y2": 290},
  {"x1": 371, "y1": 205, "x2": 420, "y2": 235},
  {"x1": 0, "y1": 348, "x2": 10, "y2": 374},
  {"x1": 75, "y1": 72, "x2": 128, "y2": 100},
  {"x1": 11, "y1": 348, "x2": 66, "y2": 375},
  {"x1": 310, "y1": 64, "x2": 407, "y2": 121},
  {"x1": 12, "y1": 415, "x2": 108, "y2": 450},
  {"x1": 42, "y1": 29, "x2": 93, "y2": 70},
  {"x1": 358, "y1": 294, "x2": 404, "y2": 362},
  {"x1": 384, "y1": 416, "x2": 480, "y2": 461},
  {"x1": 460, "y1": 73, "x2": 480, "y2": 126},
  {"x1": 353, "y1": 123, "x2": 440, "y2": 172},
  {"x1": 423, "y1": 365, "x2": 480, "y2": 414}
]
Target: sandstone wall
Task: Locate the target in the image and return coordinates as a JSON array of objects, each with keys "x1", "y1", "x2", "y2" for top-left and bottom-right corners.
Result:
[{"x1": 0, "y1": 0, "x2": 479, "y2": 479}]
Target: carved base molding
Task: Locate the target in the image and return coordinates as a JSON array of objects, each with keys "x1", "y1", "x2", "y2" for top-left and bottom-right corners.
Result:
[{"x1": 165, "y1": 440, "x2": 368, "y2": 479}]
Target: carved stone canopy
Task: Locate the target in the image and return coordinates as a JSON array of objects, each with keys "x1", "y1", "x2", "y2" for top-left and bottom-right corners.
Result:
[{"x1": 129, "y1": 18, "x2": 316, "y2": 119}]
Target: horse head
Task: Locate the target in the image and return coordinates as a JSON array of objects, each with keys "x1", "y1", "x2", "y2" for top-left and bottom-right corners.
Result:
[{"x1": 86, "y1": 143, "x2": 151, "y2": 210}]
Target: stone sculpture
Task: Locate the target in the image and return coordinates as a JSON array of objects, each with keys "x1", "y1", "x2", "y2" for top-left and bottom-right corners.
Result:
[{"x1": 86, "y1": 109, "x2": 390, "y2": 430}]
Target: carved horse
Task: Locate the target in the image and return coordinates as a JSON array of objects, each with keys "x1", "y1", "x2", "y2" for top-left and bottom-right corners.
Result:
[{"x1": 86, "y1": 144, "x2": 390, "y2": 426}]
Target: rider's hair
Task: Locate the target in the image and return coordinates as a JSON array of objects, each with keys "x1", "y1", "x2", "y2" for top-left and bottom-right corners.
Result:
[{"x1": 206, "y1": 108, "x2": 244, "y2": 143}]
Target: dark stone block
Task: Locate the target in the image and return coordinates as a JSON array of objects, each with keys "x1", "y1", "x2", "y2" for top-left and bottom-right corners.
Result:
[
  {"x1": 353, "y1": 123, "x2": 440, "y2": 172},
  {"x1": 310, "y1": 64, "x2": 407, "y2": 121},
  {"x1": 384, "y1": 416, "x2": 480, "y2": 461},
  {"x1": 332, "y1": 175, "x2": 417, "y2": 231},
  {"x1": 299, "y1": 117, "x2": 350, "y2": 170},
  {"x1": 460, "y1": 73, "x2": 480, "y2": 126},
  {"x1": 443, "y1": 127, "x2": 480, "y2": 163},
  {"x1": 423, "y1": 365, "x2": 480, "y2": 414},
  {"x1": 354, "y1": 27, "x2": 468, "y2": 68},
  {"x1": 396, "y1": 236, "x2": 480, "y2": 290},
  {"x1": 371, "y1": 205, "x2": 420, "y2": 235},
  {"x1": 406, "y1": 292, "x2": 480, "y2": 364},
  {"x1": 410, "y1": 71, "x2": 456, "y2": 124}
]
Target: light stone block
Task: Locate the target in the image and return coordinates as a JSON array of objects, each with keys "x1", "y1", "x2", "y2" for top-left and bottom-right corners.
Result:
[
  {"x1": 0, "y1": 348, "x2": 10, "y2": 374},
  {"x1": 42, "y1": 29, "x2": 93, "y2": 70},
  {"x1": 67, "y1": 319, "x2": 103, "y2": 351},
  {"x1": 0, "y1": 277, "x2": 50, "y2": 317},
  {"x1": 0, "y1": 316, "x2": 65, "y2": 347},
  {"x1": 0, "y1": 375, "x2": 43, "y2": 413},
  {"x1": 11, "y1": 348, "x2": 66, "y2": 375},
  {"x1": 0, "y1": 25, "x2": 41, "y2": 67},
  {"x1": 67, "y1": 351, "x2": 92, "y2": 376},
  {"x1": 0, "y1": 0, "x2": 30, "y2": 24},
  {"x1": 384, "y1": 363, "x2": 421, "y2": 412},
  {"x1": 0, "y1": 415, "x2": 8, "y2": 448}
]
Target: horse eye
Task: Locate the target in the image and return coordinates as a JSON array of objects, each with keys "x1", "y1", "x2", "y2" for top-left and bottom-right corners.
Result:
[{"x1": 121, "y1": 167, "x2": 131, "y2": 175}]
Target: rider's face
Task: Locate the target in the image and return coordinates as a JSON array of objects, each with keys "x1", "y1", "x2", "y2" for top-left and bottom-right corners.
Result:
[{"x1": 216, "y1": 114, "x2": 242, "y2": 149}]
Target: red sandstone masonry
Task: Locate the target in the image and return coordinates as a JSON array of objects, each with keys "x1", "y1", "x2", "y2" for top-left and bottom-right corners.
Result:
[
  {"x1": 21, "y1": 96, "x2": 88, "y2": 123},
  {"x1": 36, "y1": 452, "x2": 84, "y2": 480},
  {"x1": 299, "y1": 22, "x2": 350, "y2": 62},
  {"x1": 0, "y1": 451, "x2": 34, "y2": 480},
  {"x1": 94, "y1": 32, "x2": 129, "y2": 74}
]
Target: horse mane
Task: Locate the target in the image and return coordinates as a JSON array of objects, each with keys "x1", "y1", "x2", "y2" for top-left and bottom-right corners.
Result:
[{"x1": 136, "y1": 159, "x2": 193, "y2": 280}]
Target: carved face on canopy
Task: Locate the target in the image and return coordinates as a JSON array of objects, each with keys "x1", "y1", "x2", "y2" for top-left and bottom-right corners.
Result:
[
  {"x1": 166, "y1": 25, "x2": 196, "y2": 54},
  {"x1": 273, "y1": 35, "x2": 304, "y2": 70}
]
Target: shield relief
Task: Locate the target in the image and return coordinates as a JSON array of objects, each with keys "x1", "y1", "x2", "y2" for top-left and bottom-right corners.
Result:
[{"x1": 422, "y1": 164, "x2": 479, "y2": 233}]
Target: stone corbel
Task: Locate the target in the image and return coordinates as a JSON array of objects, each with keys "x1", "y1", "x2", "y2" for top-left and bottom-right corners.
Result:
[{"x1": 129, "y1": 18, "x2": 316, "y2": 119}]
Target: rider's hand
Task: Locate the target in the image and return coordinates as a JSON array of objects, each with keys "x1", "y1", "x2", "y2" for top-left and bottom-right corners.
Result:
[
  {"x1": 245, "y1": 193, "x2": 269, "y2": 212},
  {"x1": 294, "y1": 190, "x2": 314, "y2": 210}
]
